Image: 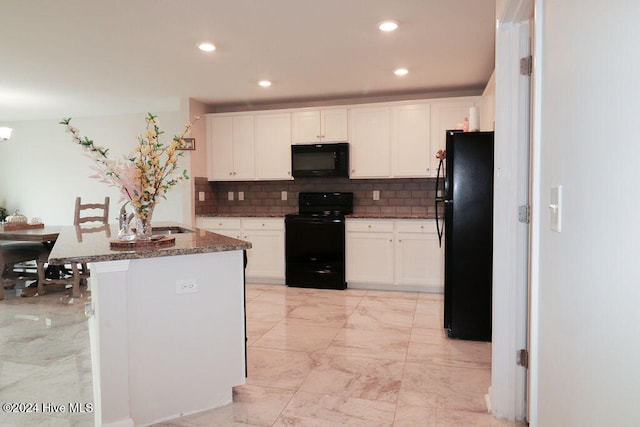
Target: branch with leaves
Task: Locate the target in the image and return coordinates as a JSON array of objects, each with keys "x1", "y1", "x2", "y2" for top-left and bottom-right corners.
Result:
[{"x1": 60, "y1": 113, "x2": 199, "y2": 219}]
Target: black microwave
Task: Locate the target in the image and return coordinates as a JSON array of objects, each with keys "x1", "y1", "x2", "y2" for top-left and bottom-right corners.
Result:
[{"x1": 291, "y1": 142, "x2": 349, "y2": 178}]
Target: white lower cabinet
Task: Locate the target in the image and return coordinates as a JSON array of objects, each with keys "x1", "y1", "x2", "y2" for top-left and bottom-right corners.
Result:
[
  {"x1": 394, "y1": 221, "x2": 443, "y2": 288},
  {"x1": 195, "y1": 217, "x2": 285, "y2": 283},
  {"x1": 241, "y1": 219, "x2": 285, "y2": 281},
  {"x1": 197, "y1": 216, "x2": 443, "y2": 291},
  {"x1": 345, "y1": 219, "x2": 394, "y2": 285},
  {"x1": 346, "y1": 218, "x2": 443, "y2": 292}
]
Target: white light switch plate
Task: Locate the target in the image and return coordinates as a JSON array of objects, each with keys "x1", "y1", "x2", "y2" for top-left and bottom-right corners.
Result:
[
  {"x1": 198, "y1": 191, "x2": 205, "y2": 202},
  {"x1": 373, "y1": 190, "x2": 380, "y2": 201},
  {"x1": 549, "y1": 186, "x2": 562, "y2": 232},
  {"x1": 228, "y1": 191, "x2": 234, "y2": 201},
  {"x1": 238, "y1": 191, "x2": 244, "y2": 201},
  {"x1": 281, "y1": 191, "x2": 287, "y2": 201}
]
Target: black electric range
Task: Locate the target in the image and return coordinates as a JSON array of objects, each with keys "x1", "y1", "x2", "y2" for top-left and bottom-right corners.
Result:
[{"x1": 285, "y1": 192, "x2": 353, "y2": 289}]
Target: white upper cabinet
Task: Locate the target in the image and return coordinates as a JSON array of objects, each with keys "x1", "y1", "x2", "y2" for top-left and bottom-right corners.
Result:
[
  {"x1": 255, "y1": 112, "x2": 292, "y2": 180},
  {"x1": 291, "y1": 108, "x2": 348, "y2": 144},
  {"x1": 207, "y1": 115, "x2": 255, "y2": 181},
  {"x1": 391, "y1": 103, "x2": 431, "y2": 177},
  {"x1": 206, "y1": 96, "x2": 480, "y2": 181},
  {"x1": 429, "y1": 98, "x2": 479, "y2": 176},
  {"x1": 349, "y1": 106, "x2": 391, "y2": 178}
]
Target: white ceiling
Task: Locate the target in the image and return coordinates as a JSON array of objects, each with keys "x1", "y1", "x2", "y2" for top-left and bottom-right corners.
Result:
[{"x1": 1, "y1": 0, "x2": 495, "y2": 121}]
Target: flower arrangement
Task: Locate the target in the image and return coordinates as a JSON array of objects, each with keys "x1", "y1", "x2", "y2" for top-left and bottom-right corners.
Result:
[{"x1": 60, "y1": 113, "x2": 199, "y2": 238}]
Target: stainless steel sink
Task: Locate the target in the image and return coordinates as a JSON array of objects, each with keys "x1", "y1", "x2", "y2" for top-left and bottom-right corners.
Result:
[{"x1": 151, "y1": 226, "x2": 194, "y2": 235}]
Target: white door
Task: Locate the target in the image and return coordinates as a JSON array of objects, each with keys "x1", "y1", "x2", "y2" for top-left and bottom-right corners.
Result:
[
  {"x1": 208, "y1": 116, "x2": 235, "y2": 180},
  {"x1": 255, "y1": 113, "x2": 292, "y2": 180},
  {"x1": 231, "y1": 115, "x2": 255, "y2": 180},
  {"x1": 349, "y1": 106, "x2": 390, "y2": 178},
  {"x1": 291, "y1": 111, "x2": 321, "y2": 143},
  {"x1": 395, "y1": 221, "x2": 443, "y2": 290},
  {"x1": 320, "y1": 109, "x2": 348, "y2": 142},
  {"x1": 492, "y1": 3, "x2": 533, "y2": 423},
  {"x1": 429, "y1": 100, "x2": 476, "y2": 176},
  {"x1": 391, "y1": 103, "x2": 431, "y2": 177}
]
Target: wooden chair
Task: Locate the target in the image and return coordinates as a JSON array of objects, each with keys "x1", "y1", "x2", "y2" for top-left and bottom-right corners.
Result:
[
  {"x1": 74, "y1": 196, "x2": 110, "y2": 226},
  {"x1": 36, "y1": 197, "x2": 110, "y2": 298},
  {"x1": 0, "y1": 242, "x2": 49, "y2": 300}
]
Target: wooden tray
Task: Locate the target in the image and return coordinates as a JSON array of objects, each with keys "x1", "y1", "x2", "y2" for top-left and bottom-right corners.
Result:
[
  {"x1": 110, "y1": 235, "x2": 176, "y2": 249},
  {"x1": 2, "y1": 223, "x2": 45, "y2": 231}
]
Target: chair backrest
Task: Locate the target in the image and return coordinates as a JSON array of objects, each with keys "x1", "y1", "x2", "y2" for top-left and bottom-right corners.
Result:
[{"x1": 74, "y1": 197, "x2": 110, "y2": 226}]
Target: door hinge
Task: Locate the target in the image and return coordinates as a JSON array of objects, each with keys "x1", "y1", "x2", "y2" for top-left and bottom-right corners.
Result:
[
  {"x1": 518, "y1": 349, "x2": 529, "y2": 368},
  {"x1": 520, "y1": 56, "x2": 532, "y2": 76},
  {"x1": 518, "y1": 204, "x2": 530, "y2": 224}
]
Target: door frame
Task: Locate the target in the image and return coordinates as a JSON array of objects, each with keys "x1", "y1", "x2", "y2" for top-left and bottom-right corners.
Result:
[{"x1": 491, "y1": 0, "x2": 534, "y2": 422}]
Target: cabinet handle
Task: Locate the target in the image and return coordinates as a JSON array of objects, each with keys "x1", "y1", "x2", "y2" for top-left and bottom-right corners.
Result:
[
  {"x1": 316, "y1": 135, "x2": 321, "y2": 139},
  {"x1": 229, "y1": 172, "x2": 232, "y2": 176}
]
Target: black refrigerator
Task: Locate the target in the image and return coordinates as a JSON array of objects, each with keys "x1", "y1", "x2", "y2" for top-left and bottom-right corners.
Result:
[{"x1": 436, "y1": 130, "x2": 494, "y2": 342}]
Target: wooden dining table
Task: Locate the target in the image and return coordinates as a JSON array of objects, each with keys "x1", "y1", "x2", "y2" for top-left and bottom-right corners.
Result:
[{"x1": 0, "y1": 225, "x2": 61, "y2": 244}]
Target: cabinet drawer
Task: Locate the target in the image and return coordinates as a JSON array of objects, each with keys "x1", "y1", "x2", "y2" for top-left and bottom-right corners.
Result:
[
  {"x1": 395, "y1": 220, "x2": 435, "y2": 234},
  {"x1": 242, "y1": 218, "x2": 284, "y2": 231},
  {"x1": 197, "y1": 217, "x2": 241, "y2": 230},
  {"x1": 346, "y1": 219, "x2": 394, "y2": 233}
]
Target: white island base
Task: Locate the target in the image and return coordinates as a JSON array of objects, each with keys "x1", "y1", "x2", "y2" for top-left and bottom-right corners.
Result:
[{"x1": 88, "y1": 250, "x2": 246, "y2": 426}]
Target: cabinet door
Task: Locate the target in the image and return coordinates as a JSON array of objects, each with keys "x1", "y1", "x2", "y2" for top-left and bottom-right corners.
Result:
[
  {"x1": 349, "y1": 106, "x2": 390, "y2": 178},
  {"x1": 207, "y1": 115, "x2": 255, "y2": 181},
  {"x1": 242, "y1": 219, "x2": 285, "y2": 280},
  {"x1": 255, "y1": 113, "x2": 292, "y2": 180},
  {"x1": 231, "y1": 115, "x2": 255, "y2": 180},
  {"x1": 291, "y1": 108, "x2": 348, "y2": 143},
  {"x1": 346, "y1": 220, "x2": 394, "y2": 284},
  {"x1": 196, "y1": 217, "x2": 242, "y2": 239},
  {"x1": 346, "y1": 232, "x2": 394, "y2": 284},
  {"x1": 320, "y1": 109, "x2": 348, "y2": 142},
  {"x1": 391, "y1": 104, "x2": 431, "y2": 177},
  {"x1": 292, "y1": 111, "x2": 321, "y2": 143},
  {"x1": 395, "y1": 220, "x2": 444, "y2": 290},
  {"x1": 430, "y1": 100, "x2": 477, "y2": 176},
  {"x1": 207, "y1": 116, "x2": 235, "y2": 180}
]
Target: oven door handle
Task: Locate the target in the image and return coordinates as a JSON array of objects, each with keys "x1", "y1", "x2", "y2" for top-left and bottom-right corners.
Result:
[{"x1": 286, "y1": 217, "x2": 344, "y2": 225}]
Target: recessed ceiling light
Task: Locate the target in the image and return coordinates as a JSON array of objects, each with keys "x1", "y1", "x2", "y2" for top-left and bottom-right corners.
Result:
[
  {"x1": 258, "y1": 80, "x2": 272, "y2": 87},
  {"x1": 198, "y1": 42, "x2": 216, "y2": 52},
  {"x1": 394, "y1": 68, "x2": 409, "y2": 76},
  {"x1": 378, "y1": 20, "x2": 399, "y2": 32}
]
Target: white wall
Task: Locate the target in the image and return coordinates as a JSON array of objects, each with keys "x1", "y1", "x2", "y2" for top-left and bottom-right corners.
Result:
[
  {"x1": 0, "y1": 111, "x2": 190, "y2": 225},
  {"x1": 532, "y1": 0, "x2": 640, "y2": 425}
]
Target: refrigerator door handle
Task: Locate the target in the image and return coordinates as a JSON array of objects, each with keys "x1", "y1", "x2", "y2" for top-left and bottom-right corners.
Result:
[
  {"x1": 435, "y1": 158, "x2": 445, "y2": 247},
  {"x1": 435, "y1": 199, "x2": 444, "y2": 247}
]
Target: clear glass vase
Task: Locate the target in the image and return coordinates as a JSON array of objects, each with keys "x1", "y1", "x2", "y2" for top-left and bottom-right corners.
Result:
[{"x1": 134, "y1": 204, "x2": 155, "y2": 240}]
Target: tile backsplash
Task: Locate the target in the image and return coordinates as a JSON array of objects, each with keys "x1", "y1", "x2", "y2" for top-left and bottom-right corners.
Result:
[{"x1": 195, "y1": 176, "x2": 438, "y2": 218}]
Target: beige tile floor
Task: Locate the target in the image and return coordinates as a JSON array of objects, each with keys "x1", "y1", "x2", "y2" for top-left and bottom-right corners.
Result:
[{"x1": 0, "y1": 283, "x2": 520, "y2": 426}]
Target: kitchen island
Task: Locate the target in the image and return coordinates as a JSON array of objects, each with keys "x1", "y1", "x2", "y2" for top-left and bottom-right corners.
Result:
[{"x1": 48, "y1": 223, "x2": 251, "y2": 427}]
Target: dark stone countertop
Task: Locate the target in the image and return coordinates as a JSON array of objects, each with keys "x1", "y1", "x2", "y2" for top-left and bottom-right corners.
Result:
[
  {"x1": 197, "y1": 213, "x2": 435, "y2": 220},
  {"x1": 48, "y1": 222, "x2": 251, "y2": 265}
]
